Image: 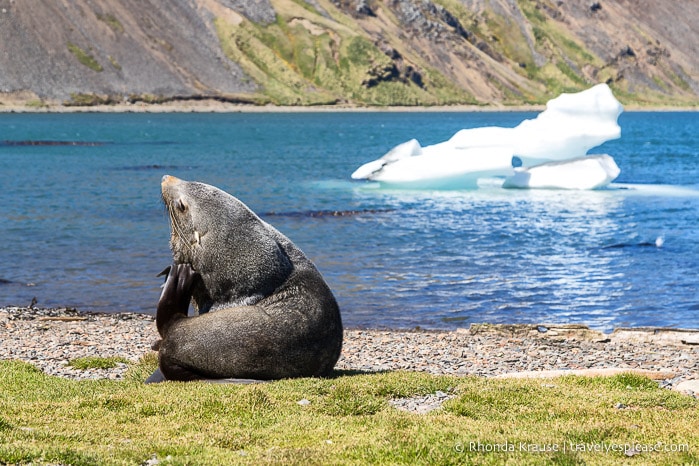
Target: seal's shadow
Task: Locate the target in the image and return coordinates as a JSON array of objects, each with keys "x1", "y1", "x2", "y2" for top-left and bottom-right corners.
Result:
[{"x1": 325, "y1": 369, "x2": 390, "y2": 378}]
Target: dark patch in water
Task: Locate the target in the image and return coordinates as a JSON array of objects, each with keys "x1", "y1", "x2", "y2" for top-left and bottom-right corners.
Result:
[
  {"x1": 0, "y1": 278, "x2": 37, "y2": 288},
  {"x1": 114, "y1": 165, "x2": 191, "y2": 171},
  {"x1": 1, "y1": 140, "x2": 107, "y2": 147},
  {"x1": 263, "y1": 209, "x2": 395, "y2": 218},
  {"x1": 116, "y1": 141, "x2": 178, "y2": 147},
  {"x1": 441, "y1": 316, "x2": 470, "y2": 323},
  {"x1": 602, "y1": 242, "x2": 660, "y2": 249}
]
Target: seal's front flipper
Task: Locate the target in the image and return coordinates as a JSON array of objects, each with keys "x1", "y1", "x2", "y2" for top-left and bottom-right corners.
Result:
[
  {"x1": 175, "y1": 263, "x2": 201, "y2": 299},
  {"x1": 156, "y1": 263, "x2": 201, "y2": 337}
]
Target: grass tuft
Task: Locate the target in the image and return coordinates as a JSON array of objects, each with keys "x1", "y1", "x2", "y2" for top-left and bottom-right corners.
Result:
[
  {"x1": 67, "y1": 42, "x2": 103, "y2": 72},
  {"x1": 67, "y1": 356, "x2": 130, "y2": 370},
  {"x1": 96, "y1": 13, "x2": 124, "y2": 34},
  {"x1": 0, "y1": 417, "x2": 12, "y2": 432},
  {"x1": 124, "y1": 352, "x2": 158, "y2": 382}
]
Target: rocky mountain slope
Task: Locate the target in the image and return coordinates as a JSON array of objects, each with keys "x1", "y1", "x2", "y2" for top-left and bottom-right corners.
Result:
[{"x1": 0, "y1": 0, "x2": 697, "y2": 107}]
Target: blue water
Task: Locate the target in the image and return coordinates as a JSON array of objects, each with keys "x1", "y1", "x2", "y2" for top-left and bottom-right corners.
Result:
[{"x1": 1, "y1": 111, "x2": 697, "y2": 331}]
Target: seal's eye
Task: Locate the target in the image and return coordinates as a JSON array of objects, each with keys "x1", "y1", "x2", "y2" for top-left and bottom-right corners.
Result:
[{"x1": 177, "y1": 199, "x2": 187, "y2": 212}]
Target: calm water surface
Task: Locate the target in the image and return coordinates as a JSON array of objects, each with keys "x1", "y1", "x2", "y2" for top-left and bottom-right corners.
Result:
[{"x1": 1, "y1": 111, "x2": 697, "y2": 331}]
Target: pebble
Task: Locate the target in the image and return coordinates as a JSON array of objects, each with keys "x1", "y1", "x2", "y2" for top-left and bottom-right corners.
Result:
[
  {"x1": 1, "y1": 306, "x2": 697, "y2": 404},
  {"x1": 674, "y1": 379, "x2": 699, "y2": 396},
  {"x1": 389, "y1": 390, "x2": 455, "y2": 414}
]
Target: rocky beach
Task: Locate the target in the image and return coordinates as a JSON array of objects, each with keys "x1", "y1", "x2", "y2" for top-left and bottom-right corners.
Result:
[{"x1": 2, "y1": 306, "x2": 697, "y2": 399}]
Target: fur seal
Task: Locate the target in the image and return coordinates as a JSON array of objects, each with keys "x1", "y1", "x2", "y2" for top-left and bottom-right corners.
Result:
[{"x1": 147, "y1": 175, "x2": 343, "y2": 383}]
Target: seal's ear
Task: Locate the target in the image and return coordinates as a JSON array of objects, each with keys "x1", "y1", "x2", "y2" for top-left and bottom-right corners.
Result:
[{"x1": 157, "y1": 266, "x2": 172, "y2": 278}]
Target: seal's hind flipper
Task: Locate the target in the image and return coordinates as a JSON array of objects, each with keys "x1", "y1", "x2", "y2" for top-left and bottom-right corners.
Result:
[
  {"x1": 199, "y1": 378, "x2": 270, "y2": 385},
  {"x1": 144, "y1": 368, "x2": 167, "y2": 384},
  {"x1": 144, "y1": 367, "x2": 267, "y2": 385}
]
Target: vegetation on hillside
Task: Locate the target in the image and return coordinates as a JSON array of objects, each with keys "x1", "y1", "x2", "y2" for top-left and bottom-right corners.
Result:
[
  {"x1": 208, "y1": 0, "x2": 697, "y2": 107},
  {"x1": 0, "y1": 0, "x2": 696, "y2": 108}
]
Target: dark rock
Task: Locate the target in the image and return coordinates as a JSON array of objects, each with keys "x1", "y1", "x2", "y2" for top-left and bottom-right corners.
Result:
[
  {"x1": 476, "y1": 41, "x2": 503, "y2": 62},
  {"x1": 436, "y1": 4, "x2": 470, "y2": 40},
  {"x1": 331, "y1": 0, "x2": 375, "y2": 18},
  {"x1": 362, "y1": 63, "x2": 400, "y2": 88},
  {"x1": 620, "y1": 45, "x2": 636, "y2": 58},
  {"x1": 405, "y1": 65, "x2": 424, "y2": 87},
  {"x1": 363, "y1": 41, "x2": 426, "y2": 89},
  {"x1": 355, "y1": 0, "x2": 376, "y2": 17},
  {"x1": 389, "y1": 0, "x2": 470, "y2": 43}
]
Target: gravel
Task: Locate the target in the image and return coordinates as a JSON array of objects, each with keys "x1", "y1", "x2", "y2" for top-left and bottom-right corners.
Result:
[
  {"x1": 2, "y1": 306, "x2": 697, "y2": 403},
  {"x1": 1, "y1": 306, "x2": 154, "y2": 380}
]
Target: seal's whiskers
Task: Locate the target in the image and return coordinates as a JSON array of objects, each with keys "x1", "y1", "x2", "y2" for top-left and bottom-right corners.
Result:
[{"x1": 167, "y1": 205, "x2": 195, "y2": 256}]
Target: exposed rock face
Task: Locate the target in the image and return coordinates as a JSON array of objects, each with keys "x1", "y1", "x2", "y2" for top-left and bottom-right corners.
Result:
[
  {"x1": 219, "y1": 0, "x2": 276, "y2": 24},
  {"x1": 390, "y1": 0, "x2": 471, "y2": 43},
  {"x1": 0, "y1": 0, "x2": 697, "y2": 106},
  {"x1": 0, "y1": 0, "x2": 257, "y2": 102}
]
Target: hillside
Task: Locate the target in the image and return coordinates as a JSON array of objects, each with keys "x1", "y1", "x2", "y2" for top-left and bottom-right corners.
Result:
[{"x1": 0, "y1": 0, "x2": 697, "y2": 108}]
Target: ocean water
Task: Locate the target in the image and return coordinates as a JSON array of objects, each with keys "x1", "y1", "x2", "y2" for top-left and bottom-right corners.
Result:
[{"x1": 0, "y1": 111, "x2": 697, "y2": 332}]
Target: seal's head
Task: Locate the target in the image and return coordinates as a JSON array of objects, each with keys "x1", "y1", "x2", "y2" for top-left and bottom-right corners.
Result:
[{"x1": 161, "y1": 175, "x2": 293, "y2": 313}]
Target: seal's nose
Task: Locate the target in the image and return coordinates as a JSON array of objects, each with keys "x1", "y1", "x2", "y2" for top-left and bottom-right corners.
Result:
[{"x1": 161, "y1": 175, "x2": 181, "y2": 187}]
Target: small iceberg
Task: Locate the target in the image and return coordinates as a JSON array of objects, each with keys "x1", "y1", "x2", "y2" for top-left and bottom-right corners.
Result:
[
  {"x1": 503, "y1": 154, "x2": 621, "y2": 190},
  {"x1": 351, "y1": 84, "x2": 624, "y2": 190}
]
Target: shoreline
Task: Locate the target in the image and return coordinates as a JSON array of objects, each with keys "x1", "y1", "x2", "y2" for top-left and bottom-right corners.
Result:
[
  {"x1": 4, "y1": 303, "x2": 699, "y2": 335},
  {"x1": 2, "y1": 306, "x2": 697, "y2": 396},
  {"x1": 1, "y1": 100, "x2": 697, "y2": 114}
]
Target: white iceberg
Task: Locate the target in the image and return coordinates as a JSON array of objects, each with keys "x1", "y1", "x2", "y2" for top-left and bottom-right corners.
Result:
[
  {"x1": 351, "y1": 83, "x2": 624, "y2": 190},
  {"x1": 502, "y1": 154, "x2": 621, "y2": 190}
]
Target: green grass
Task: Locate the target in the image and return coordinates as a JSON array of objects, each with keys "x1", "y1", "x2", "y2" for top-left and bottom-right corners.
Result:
[
  {"x1": 65, "y1": 93, "x2": 117, "y2": 106},
  {"x1": 108, "y1": 55, "x2": 122, "y2": 71},
  {"x1": 67, "y1": 356, "x2": 131, "y2": 370},
  {"x1": 96, "y1": 13, "x2": 125, "y2": 34},
  {"x1": 0, "y1": 359, "x2": 696, "y2": 465},
  {"x1": 212, "y1": 0, "x2": 472, "y2": 107},
  {"x1": 25, "y1": 99, "x2": 47, "y2": 108},
  {"x1": 67, "y1": 42, "x2": 103, "y2": 72}
]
